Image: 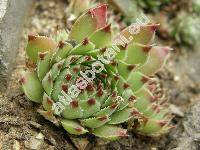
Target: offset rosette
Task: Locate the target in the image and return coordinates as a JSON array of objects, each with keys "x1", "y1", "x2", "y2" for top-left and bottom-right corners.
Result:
[{"x1": 20, "y1": 4, "x2": 173, "y2": 140}]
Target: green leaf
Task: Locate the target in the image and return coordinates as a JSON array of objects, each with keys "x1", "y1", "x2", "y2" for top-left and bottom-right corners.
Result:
[
  {"x1": 138, "y1": 46, "x2": 170, "y2": 75},
  {"x1": 62, "y1": 101, "x2": 84, "y2": 119},
  {"x1": 81, "y1": 115, "x2": 110, "y2": 128},
  {"x1": 80, "y1": 99, "x2": 101, "y2": 118},
  {"x1": 51, "y1": 42, "x2": 73, "y2": 64},
  {"x1": 127, "y1": 71, "x2": 150, "y2": 92},
  {"x1": 26, "y1": 35, "x2": 57, "y2": 63},
  {"x1": 69, "y1": 38, "x2": 95, "y2": 55},
  {"x1": 121, "y1": 43, "x2": 152, "y2": 65},
  {"x1": 132, "y1": 87, "x2": 153, "y2": 111},
  {"x1": 94, "y1": 104, "x2": 119, "y2": 117},
  {"x1": 42, "y1": 71, "x2": 53, "y2": 96},
  {"x1": 37, "y1": 52, "x2": 51, "y2": 81},
  {"x1": 109, "y1": 108, "x2": 134, "y2": 124},
  {"x1": 42, "y1": 93, "x2": 54, "y2": 110},
  {"x1": 20, "y1": 71, "x2": 43, "y2": 103},
  {"x1": 61, "y1": 119, "x2": 88, "y2": 135},
  {"x1": 89, "y1": 24, "x2": 112, "y2": 48},
  {"x1": 69, "y1": 4, "x2": 107, "y2": 43},
  {"x1": 137, "y1": 119, "x2": 167, "y2": 135},
  {"x1": 113, "y1": 24, "x2": 159, "y2": 45},
  {"x1": 92, "y1": 125, "x2": 127, "y2": 140}
]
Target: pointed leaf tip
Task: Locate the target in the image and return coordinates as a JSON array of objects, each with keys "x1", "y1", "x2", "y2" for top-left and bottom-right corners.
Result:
[
  {"x1": 69, "y1": 4, "x2": 107, "y2": 42},
  {"x1": 26, "y1": 36, "x2": 57, "y2": 63},
  {"x1": 92, "y1": 125, "x2": 127, "y2": 140},
  {"x1": 88, "y1": 4, "x2": 107, "y2": 29}
]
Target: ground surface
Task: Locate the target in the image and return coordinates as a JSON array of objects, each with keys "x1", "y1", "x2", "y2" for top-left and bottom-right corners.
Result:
[{"x1": 0, "y1": 0, "x2": 199, "y2": 150}]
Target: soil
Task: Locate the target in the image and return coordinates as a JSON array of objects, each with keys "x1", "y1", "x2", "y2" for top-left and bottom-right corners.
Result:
[{"x1": 0, "y1": 0, "x2": 199, "y2": 150}]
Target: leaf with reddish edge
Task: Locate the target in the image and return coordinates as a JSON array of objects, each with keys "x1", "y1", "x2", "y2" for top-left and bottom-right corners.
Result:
[
  {"x1": 137, "y1": 119, "x2": 168, "y2": 136},
  {"x1": 92, "y1": 125, "x2": 128, "y2": 140},
  {"x1": 109, "y1": 108, "x2": 134, "y2": 124},
  {"x1": 20, "y1": 71, "x2": 44, "y2": 103},
  {"x1": 61, "y1": 119, "x2": 88, "y2": 135},
  {"x1": 138, "y1": 46, "x2": 170, "y2": 75},
  {"x1": 69, "y1": 4, "x2": 107, "y2": 43},
  {"x1": 26, "y1": 35, "x2": 57, "y2": 63},
  {"x1": 37, "y1": 51, "x2": 51, "y2": 81},
  {"x1": 42, "y1": 93, "x2": 54, "y2": 111},
  {"x1": 113, "y1": 24, "x2": 159, "y2": 46},
  {"x1": 81, "y1": 115, "x2": 110, "y2": 128}
]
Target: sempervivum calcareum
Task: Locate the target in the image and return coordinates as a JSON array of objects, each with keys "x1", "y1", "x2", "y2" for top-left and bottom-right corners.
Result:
[{"x1": 20, "y1": 4, "x2": 173, "y2": 140}]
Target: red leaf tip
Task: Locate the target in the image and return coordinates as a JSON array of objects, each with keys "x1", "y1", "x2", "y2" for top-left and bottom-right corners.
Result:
[
  {"x1": 88, "y1": 4, "x2": 107, "y2": 29},
  {"x1": 28, "y1": 34, "x2": 37, "y2": 41},
  {"x1": 87, "y1": 98, "x2": 96, "y2": 105},
  {"x1": 141, "y1": 76, "x2": 150, "y2": 83},
  {"x1": 70, "y1": 100, "x2": 79, "y2": 108},
  {"x1": 19, "y1": 77, "x2": 26, "y2": 85},
  {"x1": 82, "y1": 37, "x2": 89, "y2": 45},
  {"x1": 61, "y1": 84, "x2": 68, "y2": 93},
  {"x1": 103, "y1": 24, "x2": 111, "y2": 33},
  {"x1": 143, "y1": 45, "x2": 152, "y2": 53},
  {"x1": 58, "y1": 41, "x2": 65, "y2": 49},
  {"x1": 150, "y1": 24, "x2": 160, "y2": 31}
]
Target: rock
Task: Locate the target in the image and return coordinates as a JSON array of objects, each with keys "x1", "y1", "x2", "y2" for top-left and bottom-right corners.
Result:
[
  {"x1": 70, "y1": 137, "x2": 89, "y2": 150},
  {"x1": 169, "y1": 104, "x2": 184, "y2": 117},
  {"x1": 26, "y1": 133, "x2": 44, "y2": 150},
  {"x1": 12, "y1": 140, "x2": 20, "y2": 150},
  {"x1": 171, "y1": 101, "x2": 200, "y2": 150},
  {"x1": 0, "y1": 0, "x2": 32, "y2": 91}
]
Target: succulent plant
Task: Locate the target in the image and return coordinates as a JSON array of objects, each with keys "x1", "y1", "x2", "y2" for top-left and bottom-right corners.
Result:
[
  {"x1": 20, "y1": 4, "x2": 172, "y2": 140},
  {"x1": 171, "y1": 12, "x2": 200, "y2": 46},
  {"x1": 65, "y1": 0, "x2": 96, "y2": 21},
  {"x1": 135, "y1": 0, "x2": 172, "y2": 12},
  {"x1": 192, "y1": 0, "x2": 200, "y2": 14}
]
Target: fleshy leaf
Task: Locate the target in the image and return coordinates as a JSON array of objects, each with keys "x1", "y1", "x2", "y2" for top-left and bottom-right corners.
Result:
[
  {"x1": 81, "y1": 115, "x2": 110, "y2": 128},
  {"x1": 138, "y1": 46, "x2": 170, "y2": 75},
  {"x1": 26, "y1": 35, "x2": 57, "y2": 62},
  {"x1": 51, "y1": 42, "x2": 73, "y2": 64},
  {"x1": 120, "y1": 43, "x2": 152, "y2": 65},
  {"x1": 132, "y1": 87, "x2": 154, "y2": 111},
  {"x1": 89, "y1": 24, "x2": 112, "y2": 48},
  {"x1": 109, "y1": 108, "x2": 134, "y2": 124},
  {"x1": 62, "y1": 101, "x2": 84, "y2": 119},
  {"x1": 80, "y1": 99, "x2": 101, "y2": 118},
  {"x1": 20, "y1": 71, "x2": 43, "y2": 103},
  {"x1": 69, "y1": 4, "x2": 107, "y2": 42},
  {"x1": 127, "y1": 71, "x2": 150, "y2": 92},
  {"x1": 42, "y1": 71, "x2": 53, "y2": 96},
  {"x1": 137, "y1": 119, "x2": 167, "y2": 135},
  {"x1": 92, "y1": 125, "x2": 127, "y2": 140},
  {"x1": 61, "y1": 119, "x2": 88, "y2": 135},
  {"x1": 69, "y1": 38, "x2": 95, "y2": 55},
  {"x1": 94, "y1": 103, "x2": 119, "y2": 117},
  {"x1": 37, "y1": 52, "x2": 51, "y2": 81},
  {"x1": 42, "y1": 93, "x2": 54, "y2": 111},
  {"x1": 113, "y1": 24, "x2": 159, "y2": 46}
]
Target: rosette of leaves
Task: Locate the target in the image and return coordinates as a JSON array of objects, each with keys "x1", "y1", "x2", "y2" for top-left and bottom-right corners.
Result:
[
  {"x1": 192, "y1": 0, "x2": 200, "y2": 14},
  {"x1": 171, "y1": 12, "x2": 200, "y2": 46},
  {"x1": 135, "y1": 0, "x2": 172, "y2": 12},
  {"x1": 20, "y1": 4, "x2": 173, "y2": 140}
]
